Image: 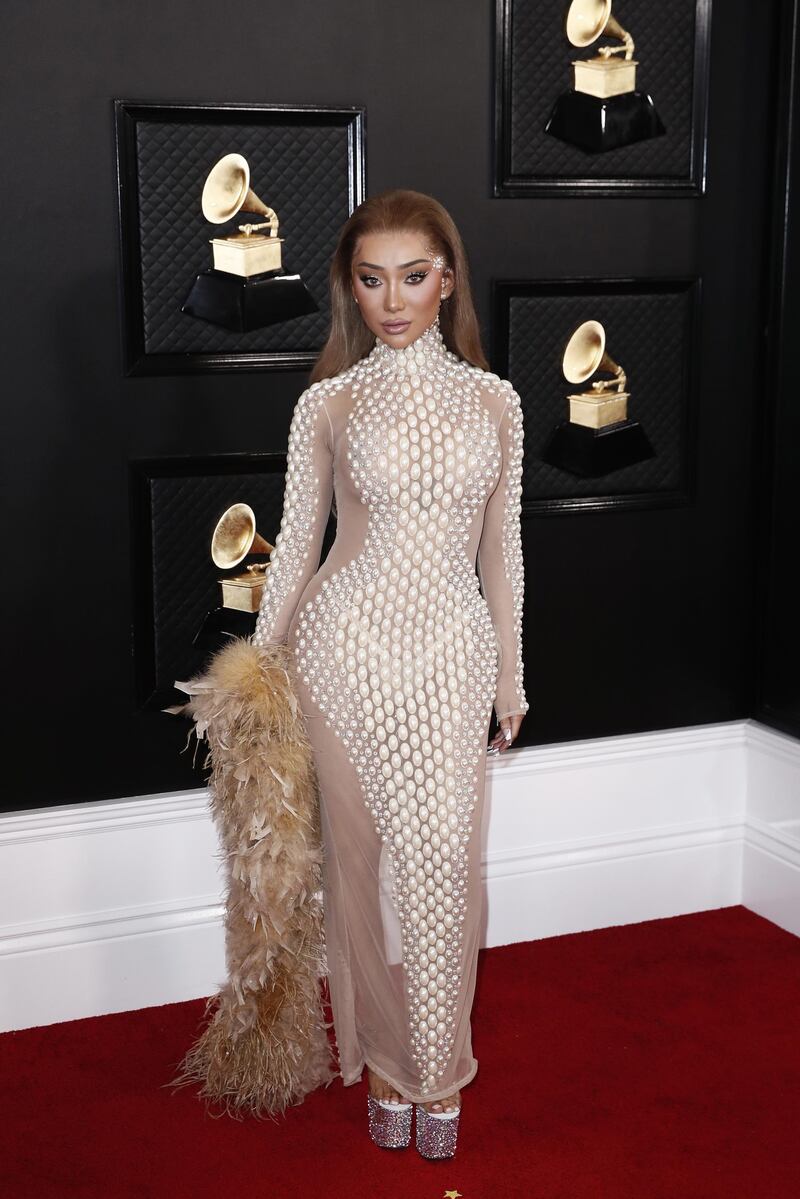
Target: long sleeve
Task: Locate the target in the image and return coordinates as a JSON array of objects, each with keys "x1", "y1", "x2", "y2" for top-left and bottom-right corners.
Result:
[
  {"x1": 251, "y1": 386, "x2": 334, "y2": 648},
  {"x1": 476, "y1": 383, "x2": 530, "y2": 722}
]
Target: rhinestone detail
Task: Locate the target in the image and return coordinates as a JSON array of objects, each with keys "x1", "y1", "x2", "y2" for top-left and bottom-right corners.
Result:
[
  {"x1": 415, "y1": 1103, "x2": 460, "y2": 1159},
  {"x1": 367, "y1": 1093, "x2": 413, "y2": 1149}
]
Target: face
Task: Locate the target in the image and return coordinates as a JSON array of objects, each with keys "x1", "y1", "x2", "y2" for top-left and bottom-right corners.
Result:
[{"x1": 351, "y1": 229, "x2": 454, "y2": 348}]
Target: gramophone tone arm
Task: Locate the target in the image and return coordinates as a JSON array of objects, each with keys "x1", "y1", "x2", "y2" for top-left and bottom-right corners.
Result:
[
  {"x1": 237, "y1": 208, "x2": 280, "y2": 237},
  {"x1": 597, "y1": 30, "x2": 634, "y2": 61},
  {"x1": 590, "y1": 366, "x2": 627, "y2": 394}
]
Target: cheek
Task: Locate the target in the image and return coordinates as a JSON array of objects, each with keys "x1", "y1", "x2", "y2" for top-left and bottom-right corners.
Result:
[
  {"x1": 354, "y1": 280, "x2": 380, "y2": 307},
  {"x1": 413, "y1": 275, "x2": 441, "y2": 307}
]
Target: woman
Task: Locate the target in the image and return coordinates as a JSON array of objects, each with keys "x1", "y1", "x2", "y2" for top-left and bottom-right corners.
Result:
[{"x1": 250, "y1": 188, "x2": 529, "y2": 1158}]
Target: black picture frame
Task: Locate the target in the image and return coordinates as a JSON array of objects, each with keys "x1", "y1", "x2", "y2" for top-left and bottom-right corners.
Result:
[
  {"x1": 494, "y1": 0, "x2": 712, "y2": 196},
  {"x1": 129, "y1": 453, "x2": 337, "y2": 711},
  {"x1": 114, "y1": 100, "x2": 365, "y2": 376},
  {"x1": 492, "y1": 277, "x2": 702, "y2": 514}
]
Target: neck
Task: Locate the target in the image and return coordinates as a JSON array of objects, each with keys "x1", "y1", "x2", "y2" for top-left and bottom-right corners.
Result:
[{"x1": 369, "y1": 315, "x2": 450, "y2": 370}]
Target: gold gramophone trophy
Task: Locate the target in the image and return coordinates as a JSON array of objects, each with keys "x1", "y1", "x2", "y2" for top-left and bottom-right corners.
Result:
[
  {"x1": 542, "y1": 320, "x2": 655, "y2": 477},
  {"x1": 544, "y1": 0, "x2": 665, "y2": 152},
  {"x1": 182, "y1": 153, "x2": 318, "y2": 332},
  {"x1": 211, "y1": 502, "x2": 274, "y2": 612},
  {"x1": 186, "y1": 502, "x2": 276, "y2": 666}
]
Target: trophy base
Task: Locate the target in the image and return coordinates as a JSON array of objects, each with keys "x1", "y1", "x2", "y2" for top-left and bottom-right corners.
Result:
[
  {"x1": 542, "y1": 419, "x2": 656, "y2": 478},
  {"x1": 544, "y1": 89, "x2": 666, "y2": 153},
  {"x1": 182, "y1": 268, "x2": 319, "y2": 332}
]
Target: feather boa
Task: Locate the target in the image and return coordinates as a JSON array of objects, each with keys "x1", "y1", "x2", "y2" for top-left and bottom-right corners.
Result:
[{"x1": 164, "y1": 636, "x2": 336, "y2": 1117}]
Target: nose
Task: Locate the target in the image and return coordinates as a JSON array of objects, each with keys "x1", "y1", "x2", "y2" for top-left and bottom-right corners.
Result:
[{"x1": 384, "y1": 278, "x2": 404, "y2": 313}]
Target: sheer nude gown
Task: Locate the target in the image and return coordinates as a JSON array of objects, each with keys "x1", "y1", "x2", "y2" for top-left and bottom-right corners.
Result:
[{"x1": 251, "y1": 316, "x2": 528, "y2": 1106}]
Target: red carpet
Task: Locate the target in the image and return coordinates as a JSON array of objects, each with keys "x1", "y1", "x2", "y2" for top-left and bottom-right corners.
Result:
[{"x1": 1, "y1": 906, "x2": 798, "y2": 1198}]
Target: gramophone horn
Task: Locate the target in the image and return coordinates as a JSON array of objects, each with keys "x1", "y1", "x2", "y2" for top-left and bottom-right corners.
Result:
[
  {"x1": 201, "y1": 153, "x2": 273, "y2": 224},
  {"x1": 562, "y1": 319, "x2": 623, "y2": 385},
  {"x1": 211, "y1": 503, "x2": 273, "y2": 569},
  {"x1": 566, "y1": 0, "x2": 631, "y2": 51}
]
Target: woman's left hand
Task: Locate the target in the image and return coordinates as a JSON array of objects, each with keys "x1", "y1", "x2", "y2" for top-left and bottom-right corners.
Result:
[{"x1": 488, "y1": 713, "x2": 524, "y2": 754}]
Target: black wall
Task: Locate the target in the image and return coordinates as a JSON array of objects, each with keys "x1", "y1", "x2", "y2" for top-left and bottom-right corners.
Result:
[
  {"x1": 756, "y1": 0, "x2": 800, "y2": 739},
  {"x1": 1, "y1": 1, "x2": 788, "y2": 813}
]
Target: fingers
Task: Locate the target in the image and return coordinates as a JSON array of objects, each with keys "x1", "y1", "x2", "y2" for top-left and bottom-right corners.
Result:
[
  {"x1": 487, "y1": 714, "x2": 523, "y2": 754},
  {"x1": 494, "y1": 721, "x2": 514, "y2": 750}
]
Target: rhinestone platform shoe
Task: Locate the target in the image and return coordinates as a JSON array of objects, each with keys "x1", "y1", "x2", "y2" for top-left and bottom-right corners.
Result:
[
  {"x1": 367, "y1": 1093, "x2": 413, "y2": 1149},
  {"x1": 414, "y1": 1103, "x2": 461, "y2": 1159}
]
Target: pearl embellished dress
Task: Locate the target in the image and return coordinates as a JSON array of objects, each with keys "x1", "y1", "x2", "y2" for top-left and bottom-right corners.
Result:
[{"x1": 251, "y1": 316, "x2": 528, "y2": 1105}]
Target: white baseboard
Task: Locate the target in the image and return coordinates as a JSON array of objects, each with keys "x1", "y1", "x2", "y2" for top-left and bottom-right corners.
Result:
[
  {"x1": 740, "y1": 721, "x2": 800, "y2": 937},
  {"x1": 742, "y1": 819, "x2": 800, "y2": 937},
  {"x1": 1, "y1": 718, "x2": 797, "y2": 1032}
]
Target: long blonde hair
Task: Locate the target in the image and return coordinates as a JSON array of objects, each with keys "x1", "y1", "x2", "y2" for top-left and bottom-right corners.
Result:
[{"x1": 310, "y1": 189, "x2": 489, "y2": 383}]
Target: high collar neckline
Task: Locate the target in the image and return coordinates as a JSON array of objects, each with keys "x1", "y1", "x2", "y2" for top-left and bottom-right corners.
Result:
[{"x1": 368, "y1": 315, "x2": 451, "y2": 370}]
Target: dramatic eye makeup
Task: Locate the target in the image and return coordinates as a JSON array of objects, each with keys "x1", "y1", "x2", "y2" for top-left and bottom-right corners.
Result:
[
  {"x1": 357, "y1": 270, "x2": 430, "y2": 288},
  {"x1": 355, "y1": 259, "x2": 432, "y2": 287}
]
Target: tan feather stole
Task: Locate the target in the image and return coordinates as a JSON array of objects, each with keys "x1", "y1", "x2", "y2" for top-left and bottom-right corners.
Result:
[{"x1": 165, "y1": 636, "x2": 336, "y2": 1116}]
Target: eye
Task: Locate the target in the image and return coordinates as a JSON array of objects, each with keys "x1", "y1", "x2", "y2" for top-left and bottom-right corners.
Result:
[
  {"x1": 406, "y1": 271, "x2": 429, "y2": 284},
  {"x1": 358, "y1": 274, "x2": 381, "y2": 288}
]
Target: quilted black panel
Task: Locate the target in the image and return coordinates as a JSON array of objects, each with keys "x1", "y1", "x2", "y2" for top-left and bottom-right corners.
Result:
[
  {"x1": 494, "y1": 281, "x2": 698, "y2": 506},
  {"x1": 135, "y1": 119, "x2": 351, "y2": 353},
  {"x1": 498, "y1": 0, "x2": 708, "y2": 187},
  {"x1": 115, "y1": 104, "x2": 364, "y2": 371},
  {"x1": 131, "y1": 458, "x2": 335, "y2": 708}
]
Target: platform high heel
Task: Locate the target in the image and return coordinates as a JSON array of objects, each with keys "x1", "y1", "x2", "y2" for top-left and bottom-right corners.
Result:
[
  {"x1": 414, "y1": 1103, "x2": 461, "y2": 1159},
  {"x1": 367, "y1": 1092, "x2": 413, "y2": 1149}
]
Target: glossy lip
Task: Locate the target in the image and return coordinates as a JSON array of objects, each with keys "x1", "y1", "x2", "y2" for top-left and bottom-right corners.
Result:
[{"x1": 382, "y1": 319, "x2": 411, "y2": 333}]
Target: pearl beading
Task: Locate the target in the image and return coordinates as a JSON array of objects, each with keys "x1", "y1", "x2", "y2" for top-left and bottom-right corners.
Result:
[
  {"x1": 252, "y1": 316, "x2": 528, "y2": 1094},
  {"x1": 498, "y1": 386, "x2": 527, "y2": 716},
  {"x1": 251, "y1": 390, "x2": 328, "y2": 644}
]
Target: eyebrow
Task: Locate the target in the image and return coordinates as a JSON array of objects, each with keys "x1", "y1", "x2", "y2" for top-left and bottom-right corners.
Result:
[{"x1": 355, "y1": 259, "x2": 430, "y2": 270}]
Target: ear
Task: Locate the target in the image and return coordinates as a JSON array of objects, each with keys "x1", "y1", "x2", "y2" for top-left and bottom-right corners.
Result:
[{"x1": 441, "y1": 269, "x2": 455, "y2": 300}]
